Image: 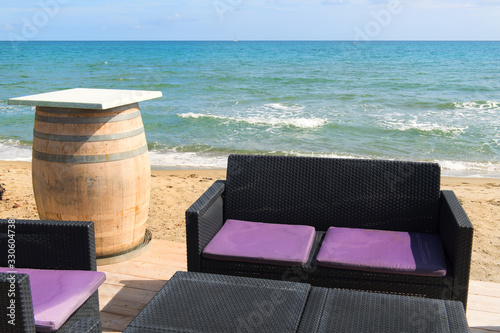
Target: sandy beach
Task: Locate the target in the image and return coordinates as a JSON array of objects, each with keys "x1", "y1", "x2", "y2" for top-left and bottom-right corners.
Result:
[{"x1": 1, "y1": 160, "x2": 498, "y2": 283}]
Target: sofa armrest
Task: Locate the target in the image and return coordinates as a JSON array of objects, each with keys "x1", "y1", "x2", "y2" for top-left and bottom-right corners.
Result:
[
  {"x1": 186, "y1": 180, "x2": 226, "y2": 272},
  {"x1": 0, "y1": 273, "x2": 36, "y2": 332},
  {"x1": 0, "y1": 220, "x2": 97, "y2": 271},
  {"x1": 438, "y1": 190, "x2": 473, "y2": 308}
]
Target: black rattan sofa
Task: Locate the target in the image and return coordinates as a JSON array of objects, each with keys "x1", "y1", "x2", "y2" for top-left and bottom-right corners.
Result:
[
  {"x1": 0, "y1": 219, "x2": 101, "y2": 332},
  {"x1": 186, "y1": 154, "x2": 474, "y2": 309}
]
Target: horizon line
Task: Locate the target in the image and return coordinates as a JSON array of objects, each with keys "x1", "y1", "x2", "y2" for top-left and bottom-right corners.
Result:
[{"x1": 1, "y1": 39, "x2": 500, "y2": 42}]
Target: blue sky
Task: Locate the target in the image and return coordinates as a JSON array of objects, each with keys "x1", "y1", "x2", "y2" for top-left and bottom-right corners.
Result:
[{"x1": 1, "y1": 0, "x2": 499, "y2": 41}]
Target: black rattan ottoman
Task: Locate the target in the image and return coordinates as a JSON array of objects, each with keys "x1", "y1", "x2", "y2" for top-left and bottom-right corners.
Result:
[{"x1": 124, "y1": 271, "x2": 469, "y2": 333}]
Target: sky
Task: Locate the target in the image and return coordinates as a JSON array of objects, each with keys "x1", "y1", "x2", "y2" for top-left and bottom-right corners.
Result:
[{"x1": 1, "y1": 0, "x2": 499, "y2": 41}]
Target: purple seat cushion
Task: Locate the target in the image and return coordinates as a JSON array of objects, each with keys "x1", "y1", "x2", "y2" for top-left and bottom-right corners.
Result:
[
  {"x1": 0, "y1": 267, "x2": 106, "y2": 332},
  {"x1": 202, "y1": 219, "x2": 316, "y2": 266},
  {"x1": 316, "y1": 227, "x2": 447, "y2": 277}
]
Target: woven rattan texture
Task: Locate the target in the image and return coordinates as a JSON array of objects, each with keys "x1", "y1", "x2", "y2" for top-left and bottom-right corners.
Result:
[
  {"x1": 0, "y1": 219, "x2": 101, "y2": 332},
  {"x1": 124, "y1": 272, "x2": 470, "y2": 333},
  {"x1": 444, "y1": 301, "x2": 471, "y2": 333},
  {"x1": 58, "y1": 293, "x2": 100, "y2": 332},
  {"x1": 66, "y1": 318, "x2": 102, "y2": 333},
  {"x1": 0, "y1": 273, "x2": 36, "y2": 332},
  {"x1": 0, "y1": 219, "x2": 96, "y2": 271},
  {"x1": 296, "y1": 287, "x2": 328, "y2": 333},
  {"x1": 224, "y1": 155, "x2": 441, "y2": 232},
  {"x1": 439, "y1": 191, "x2": 474, "y2": 306},
  {"x1": 311, "y1": 288, "x2": 470, "y2": 333},
  {"x1": 186, "y1": 181, "x2": 225, "y2": 271},
  {"x1": 125, "y1": 271, "x2": 310, "y2": 333}
]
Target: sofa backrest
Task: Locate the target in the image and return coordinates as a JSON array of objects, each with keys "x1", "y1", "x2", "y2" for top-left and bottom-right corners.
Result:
[{"x1": 224, "y1": 155, "x2": 441, "y2": 233}]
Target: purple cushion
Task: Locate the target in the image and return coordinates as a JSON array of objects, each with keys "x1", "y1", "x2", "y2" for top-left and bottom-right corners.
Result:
[
  {"x1": 202, "y1": 219, "x2": 316, "y2": 266},
  {"x1": 316, "y1": 227, "x2": 447, "y2": 277},
  {"x1": 0, "y1": 267, "x2": 106, "y2": 332}
]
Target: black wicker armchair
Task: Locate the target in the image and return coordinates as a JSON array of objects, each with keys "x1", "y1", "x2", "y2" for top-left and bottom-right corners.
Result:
[
  {"x1": 186, "y1": 154, "x2": 474, "y2": 309},
  {"x1": 0, "y1": 219, "x2": 102, "y2": 333}
]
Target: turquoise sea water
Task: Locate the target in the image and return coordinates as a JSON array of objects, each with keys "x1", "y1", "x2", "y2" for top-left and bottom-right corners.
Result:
[{"x1": 1, "y1": 41, "x2": 499, "y2": 177}]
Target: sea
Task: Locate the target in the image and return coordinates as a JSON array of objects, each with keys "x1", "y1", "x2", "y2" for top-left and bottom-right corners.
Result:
[{"x1": 1, "y1": 41, "x2": 499, "y2": 177}]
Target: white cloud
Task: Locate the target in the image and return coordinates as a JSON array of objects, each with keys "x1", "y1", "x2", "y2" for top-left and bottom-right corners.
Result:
[{"x1": 167, "y1": 13, "x2": 182, "y2": 21}]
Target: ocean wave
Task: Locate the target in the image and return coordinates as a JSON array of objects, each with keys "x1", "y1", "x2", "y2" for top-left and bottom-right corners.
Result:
[
  {"x1": 178, "y1": 112, "x2": 223, "y2": 120},
  {"x1": 0, "y1": 104, "x2": 34, "y2": 114},
  {"x1": 380, "y1": 118, "x2": 467, "y2": 134},
  {"x1": 451, "y1": 101, "x2": 500, "y2": 111},
  {"x1": 437, "y1": 160, "x2": 500, "y2": 178},
  {"x1": 149, "y1": 150, "x2": 227, "y2": 169},
  {"x1": 148, "y1": 149, "x2": 500, "y2": 178},
  {"x1": 398, "y1": 100, "x2": 500, "y2": 112},
  {"x1": 149, "y1": 150, "x2": 356, "y2": 169},
  {"x1": 260, "y1": 103, "x2": 303, "y2": 112},
  {"x1": 0, "y1": 139, "x2": 498, "y2": 178},
  {"x1": 0, "y1": 140, "x2": 32, "y2": 161},
  {"x1": 177, "y1": 106, "x2": 328, "y2": 129}
]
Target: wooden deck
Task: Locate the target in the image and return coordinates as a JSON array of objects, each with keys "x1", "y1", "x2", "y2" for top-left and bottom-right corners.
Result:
[{"x1": 98, "y1": 239, "x2": 500, "y2": 333}]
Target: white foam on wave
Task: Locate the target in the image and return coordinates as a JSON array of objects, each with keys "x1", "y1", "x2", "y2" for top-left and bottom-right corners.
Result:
[
  {"x1": 453, "y1": 101, "x2": 500, "y2": 111},
  {"x1": 149, "y1": 150, "x2": 227, "y2": 169},
  {"x1": 148, "y1": 150, "x2": 361, "y2": 170},
  {"x1": 0, "y1": 104, "x2": 34, "y2": 114},
  {"x1": 261, "y1": 103, "x2": 303, "y2": 112},
  {"x1": 437, "y1": 160, "x2": 500, "y2": 178},
  {"x1": 247, "y1": 116, "x2": 327, "y2": 128},
  {"x1": 178, "y1": 112, "x2": 219, "y2": 119},
  {"x1": 179, "y1": 102, "x2": 328, "y2": 129},
  {"x1": 381, "y1": 117, "x2": 467, "y2": 134},
  {"x1": 0, "y1": 140, "x2": 32, "y2": 161},
  {"x1": 178, "y1": 112, "x2": 328, "y2": 129}
]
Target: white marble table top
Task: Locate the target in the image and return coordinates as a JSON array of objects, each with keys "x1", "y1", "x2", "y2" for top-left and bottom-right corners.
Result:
[{"x1": 8, "y1": 88, "x2": 163, "y2": 110}]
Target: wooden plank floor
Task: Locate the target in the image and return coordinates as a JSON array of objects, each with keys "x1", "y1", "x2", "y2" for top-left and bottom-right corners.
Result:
[{"x1": 98, "y1": 239, "x2": 500, "y2": 333}]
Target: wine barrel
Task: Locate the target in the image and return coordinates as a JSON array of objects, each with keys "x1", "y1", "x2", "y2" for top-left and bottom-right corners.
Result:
[{"x1": 32, "y1": 102, "x2": 151, "y2": 258}]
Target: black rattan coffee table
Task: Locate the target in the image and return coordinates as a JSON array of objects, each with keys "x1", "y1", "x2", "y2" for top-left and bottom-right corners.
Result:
[{"x1": 124, "y1": 271, "x2": 469, "y2": 333}]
